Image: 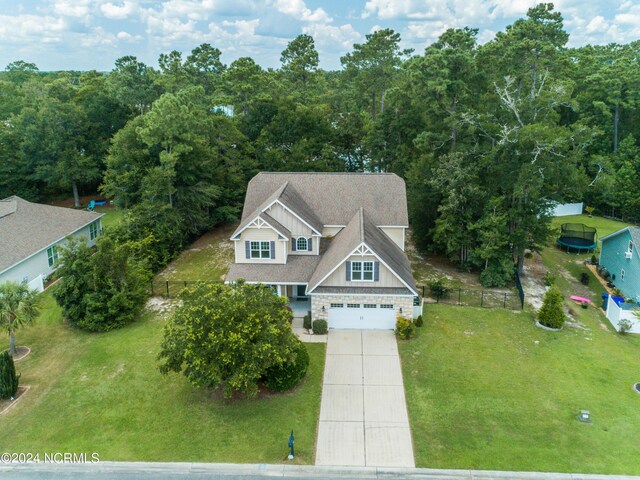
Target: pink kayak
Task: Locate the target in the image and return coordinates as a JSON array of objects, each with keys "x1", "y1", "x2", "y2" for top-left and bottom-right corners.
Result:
[{"x1": 570, "y1": 296, "x2": 591, "y2": 303}]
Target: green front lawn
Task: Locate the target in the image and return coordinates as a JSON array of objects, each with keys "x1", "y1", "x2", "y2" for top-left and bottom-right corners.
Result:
[
  {"x1": 3, "y1": 290, "x2": 325, "y2": 463},
  {"x1": 400, "y1": 304, "x2": 640, "y2": 474}
]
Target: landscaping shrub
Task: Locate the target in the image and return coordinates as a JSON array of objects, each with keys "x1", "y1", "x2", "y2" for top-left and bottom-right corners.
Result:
[
  {"x1": 263, "y1": 340, "x2": 310, "y2": 392},
  {"x1": 395, "y1": 317, "x2": 415, "y2": 340},
  {"x1": 543, "y1": 272, "x2": 556, "y2": 286},
  {"x1": 538, "y1": 285, "x2": 566, "y2": 329},
  {"x1": 54, "y1": 236, "x2": 150, "y2": 332},
  {"x1": 590, "y1": 254, "x2": 598, "y2": 265},
  {"x1": 580, "y1": 272, "x2": 590, "y2": 286},
  {"x1": 618, "y1": 319, "x2": 633, "y2": 335},
  {"x1": 428, "y1": 279, "x2": 449, "y2": 299},
  {"x1": 0, "y1": 351, "x2": 19, "y2": 400},
  {"x1": 312, "y1": 319, "x2": 328, "y2": 335},
  {"x1": 415, "y1": 315, "x2": 424, "y2": 327},
  {"x1": 303, "y1": 313, "x2": 311, "y2": 330}
]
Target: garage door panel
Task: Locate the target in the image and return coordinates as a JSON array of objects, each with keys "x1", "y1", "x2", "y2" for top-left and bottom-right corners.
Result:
[{"x1": 328, "y1": 302, "x2": 395, "y2": 330}]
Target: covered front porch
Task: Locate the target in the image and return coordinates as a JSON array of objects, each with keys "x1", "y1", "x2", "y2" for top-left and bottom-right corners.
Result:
[{"x1": 275, "y1": 284, "x2": 310, "y2": 318}]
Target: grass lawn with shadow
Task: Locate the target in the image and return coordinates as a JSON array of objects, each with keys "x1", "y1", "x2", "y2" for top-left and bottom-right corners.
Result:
[{"x1": 2, "y1": 289, "x2": 325, "y2": 463}]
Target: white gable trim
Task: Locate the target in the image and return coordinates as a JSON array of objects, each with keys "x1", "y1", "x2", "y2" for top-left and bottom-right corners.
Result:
[
  {"x1": 263, "y1": 199, "x2": 321, "y2": 235},
  {"x1": 307, "y1": 241, "x2": 418, "y2": 296},
  {"x1": 230, "y1": 215, "x2": 290, "y2": 241}
]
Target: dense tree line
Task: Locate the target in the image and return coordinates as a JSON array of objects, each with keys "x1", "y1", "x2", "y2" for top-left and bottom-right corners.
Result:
[{"x1": 1, "y1": 3, "x2": 639, "y2": 286}]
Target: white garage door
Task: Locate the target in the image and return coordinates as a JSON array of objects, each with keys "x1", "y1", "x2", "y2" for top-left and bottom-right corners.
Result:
[{"x1": 328, "y1": 302, "x2": 396, "y2": 330}]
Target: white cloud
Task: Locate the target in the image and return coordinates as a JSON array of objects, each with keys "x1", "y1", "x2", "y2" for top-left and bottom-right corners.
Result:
[
  {"x1": 116, "y1": 30, "x2": 142, "y2": 42},
  {"x1": 100, "y1": 1, "x2": 138, "y2": 20},
  {"x1": 303, "y1": 23, "x2": 361, "y2": 51},
  {"x1": 51, "y1": 0, "x2": 94, "y2": 19},
  {"x1": 0, "y1": 14, "x2": 67, "y2": 44},
  {"x1": 273, "y1": 0, "x2": 332, "y2": 23}
]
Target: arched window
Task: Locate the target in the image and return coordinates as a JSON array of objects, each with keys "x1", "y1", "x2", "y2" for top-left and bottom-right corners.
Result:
[{"x1": 296, "y1": 237, "x2": 308, "y2": 251}]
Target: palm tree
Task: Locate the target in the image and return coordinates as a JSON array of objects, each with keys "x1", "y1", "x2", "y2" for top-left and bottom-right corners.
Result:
[{"x1": 0, "y1": 282, "x2": 40, "y2": 356}]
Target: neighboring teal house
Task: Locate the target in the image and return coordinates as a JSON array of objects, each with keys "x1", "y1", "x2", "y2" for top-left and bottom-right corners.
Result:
[{"x1": 600, "y1": 226, "x2": 640, "y2": 302}]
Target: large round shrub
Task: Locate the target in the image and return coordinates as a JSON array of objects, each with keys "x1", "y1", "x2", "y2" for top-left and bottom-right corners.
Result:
[
  {"x1": 312, "y1": 319, "x2": 328, "y2": 334},
  {"x1": 263, "y1": 340, "x2": 310, "y2": 392}
]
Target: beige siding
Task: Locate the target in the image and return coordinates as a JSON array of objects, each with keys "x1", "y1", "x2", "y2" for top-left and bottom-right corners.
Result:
[
  {"x1": 289, "y1": 235, "x2": 320, "y2": 256},
  {"x1": 266, "y1": 203, "x2": 314, "y2": 236},
  {"x1": 234, "y1": 227, "x2": 286, "y2": 264},
  {"x1": 318, "y1": 254, "x2": 405, "y2": 288},
  {"x1": 380, "y1": 227, "x2": 405, "y2": 250},
  {"x1": 322, "y1": 226, "x2": 343, "y2": 237}
]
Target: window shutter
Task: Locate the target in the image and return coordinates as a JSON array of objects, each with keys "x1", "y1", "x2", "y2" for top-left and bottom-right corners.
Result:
[
  {"x1": 292, "y1": 238, "x2": 297, "y2": 251},
  {"x1": 346, "y1": 261, "x2": 351, "y2": 281},
  {"x1": 245, "y1": 241, "x2": 250, "y2": 259},
  {"x1": 374, "y1": 261, "x2": 380, "y2": 281},
  {"x1": 270, "y1": 241, "x2": 275, "y2": 259},
  {"x1": 308, "y1": 237, "x2": 313, "y2": 251}
]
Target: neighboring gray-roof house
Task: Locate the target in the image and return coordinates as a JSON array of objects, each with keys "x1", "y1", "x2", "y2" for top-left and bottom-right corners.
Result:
[
  {"x1": 0, "y1": 196, "x2": 104, "y2": 291},
  {"x1": 226, "y1": 172, "x2": 417, "y2": 330}
]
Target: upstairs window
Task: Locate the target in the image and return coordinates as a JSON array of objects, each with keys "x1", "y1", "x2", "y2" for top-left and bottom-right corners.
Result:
[
  {"x1": 296, "y1": 237, "x2": 308, "y2": 251},
  {"x1": 250, "y1": 241, "x2": 271, "y2": 259},
  {"x1": 351, "y1": 261, "x2": 374, "y2": 281}
]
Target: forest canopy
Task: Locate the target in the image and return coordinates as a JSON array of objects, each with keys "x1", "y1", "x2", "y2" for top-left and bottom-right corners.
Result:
[{"x1": 1, "y1": 3, "x2": 638, "y2": 287}]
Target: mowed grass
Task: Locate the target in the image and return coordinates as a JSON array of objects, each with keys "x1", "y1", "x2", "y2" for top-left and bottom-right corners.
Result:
[
  {"x1": 401, "y1": 303, "x2": 640, "y2": 474},
  {"x1": 156, "y1": 224, "x2": 236, "y2": 282},
  {"x1": 550, "y1": 214, "x2": 630, "y2": 242},
  {"x1": 2, "y1": 289, "x2": 324, "y2": 463},
  {"x1": 94, "y1": 206, "x2": 125, "y2": 230}
]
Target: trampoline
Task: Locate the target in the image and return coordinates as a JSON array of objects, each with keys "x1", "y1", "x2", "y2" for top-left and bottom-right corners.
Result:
[{"x1": 557, "y1": 223, "x2": 597, "y2": 253}]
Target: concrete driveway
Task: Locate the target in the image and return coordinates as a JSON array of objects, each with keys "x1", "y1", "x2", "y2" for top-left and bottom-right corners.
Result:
[{"x1": 315, "y1": 330, "x2": 414, "y2": 468}]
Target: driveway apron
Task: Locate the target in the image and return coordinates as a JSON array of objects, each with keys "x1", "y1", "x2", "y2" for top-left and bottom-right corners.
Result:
[{"x1": 315, "y1": 330, "x2": 414, "y2": 467}]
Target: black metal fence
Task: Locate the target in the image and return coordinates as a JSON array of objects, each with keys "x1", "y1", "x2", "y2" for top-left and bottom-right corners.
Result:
[
  {"x1": 418, "y1": 285, "x2": 524, "y2": 310},
  {"x1": 514, "y1": 269, "x2": 525, "y2": 309},
  {"x1": 150, "y1": 280, "x2": 222, "y2": 298}
]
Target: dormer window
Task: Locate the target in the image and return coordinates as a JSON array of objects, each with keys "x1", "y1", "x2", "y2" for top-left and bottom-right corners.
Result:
[
  {"x1": 292, "y1": 237, "x2": 312, "y2": 252},
  {"x1": 250, "y1": 241, "x2": 271, "y2": 259}
]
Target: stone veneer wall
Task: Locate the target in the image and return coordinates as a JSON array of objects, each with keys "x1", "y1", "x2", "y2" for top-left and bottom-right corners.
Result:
[{"x1": 311, "y1": 294, "x2": 413, "y2": 322}]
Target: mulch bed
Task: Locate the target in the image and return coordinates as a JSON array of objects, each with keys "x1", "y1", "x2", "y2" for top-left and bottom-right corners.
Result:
[
  {"x1": 0, "y1": 386, "x2": 30, "y2": 415},
  {"x1": 3, "y1": 346, "x2": 31, "y2": 362}
]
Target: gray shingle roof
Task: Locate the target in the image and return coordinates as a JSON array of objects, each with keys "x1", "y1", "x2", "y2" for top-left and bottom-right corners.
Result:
[
  {"x1": 226, "y1": 256, "x2": 322, "y2": 284},
  {"x1": 259, "y1": 212, "x2": 291, "y2": 240},
  {"x1": 0, "y1": 196, "x2": 103, "y2": 273},
  {"x1": 630, "y1": 227, "x2": 640, "y2": 248},
  {"x1": 241, "y1": 173, "x2": 408, "y2": 227},
  {"x1": 307, "y1": 208, "x2": 417, "y2": 295}
]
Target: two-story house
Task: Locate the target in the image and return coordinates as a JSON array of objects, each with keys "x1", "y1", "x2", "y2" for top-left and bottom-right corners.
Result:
[
  {"x1": 225, "y1": 173, "x2": 418, "y2": 330},
  {"x1": 600, "y1": 226, "x2": 640, "y2": 302}
]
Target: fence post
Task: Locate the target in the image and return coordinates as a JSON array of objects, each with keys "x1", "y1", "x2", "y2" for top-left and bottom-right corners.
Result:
[
  {"x1": 503, "y1": 292, "x2": 507, "y2": 308},
  {"x1": 166, "y1": 281, "x2": 169, "y2": 298},
  {"x1": 481, "y1": 290, "x2": 484, "y2": 308},
  {"x1": 458, "y1": 288, "x2": 461, "y2": 305},
  {"x1": 422, "y1": 285, "x2": 425, "y2": 297}
]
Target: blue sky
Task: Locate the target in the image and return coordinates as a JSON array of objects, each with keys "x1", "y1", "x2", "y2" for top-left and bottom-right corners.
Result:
[{"x1": 0, "y1": 0, "x2": 638, "y2": 71}]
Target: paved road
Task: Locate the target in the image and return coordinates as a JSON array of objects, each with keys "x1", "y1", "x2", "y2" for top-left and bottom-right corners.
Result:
[
  {"x1": 2, "y1": 462, "x2": 640, "y2": 480},
  {"x1": 315, "y1": 330, "x2": 414, "y2": 467}
]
